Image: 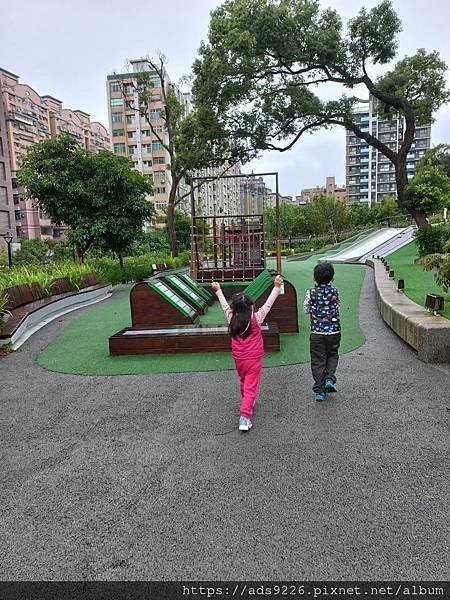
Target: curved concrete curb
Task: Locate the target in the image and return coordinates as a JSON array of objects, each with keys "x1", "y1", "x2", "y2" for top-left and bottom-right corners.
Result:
[{"x1": 367, "y1": 258, "x2": 450, "y2": 364}]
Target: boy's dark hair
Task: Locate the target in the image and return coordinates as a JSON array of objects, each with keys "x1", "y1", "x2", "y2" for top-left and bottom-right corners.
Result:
[
  {"x1": 229, "y1": 292, "x2": 254, "y2": 339},
  {"x1": 314, "y1": 262, "x2": 335, "y2": 285}
]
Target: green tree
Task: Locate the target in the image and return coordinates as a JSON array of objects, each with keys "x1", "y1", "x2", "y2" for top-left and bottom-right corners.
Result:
[
  {"x1": 193, "y1": 0, "x2": 450, "y2": 229},
  {"x1": 405, "y1": 150, "x2": 450, "y2": 216},
  {"x1": 88, "y1": 150, "x2": 155, "y2": 265},
  {"x1": 164, "y1": 210, "x2": 191, "y2": 252},
  {"x1": 118, "y1": 54, "x2": 243, "y2": 257},
  {"x1": 307, "y1": 195, "x2": 348, "y2": 239},
  {"x1": 348, "y1": 202, "x2": 377, "y2": 228},
  {"x1": 18, "y1": 134, "x2": 153, "y2": 263},
  {"x1": 376, "y1": 196, "x2": 403, "y2": 226}
]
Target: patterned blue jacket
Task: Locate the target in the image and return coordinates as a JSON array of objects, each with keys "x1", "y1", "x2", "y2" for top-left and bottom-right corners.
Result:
[{"x1": 303, "y1": 284, "x2": 341, "y2": 334}]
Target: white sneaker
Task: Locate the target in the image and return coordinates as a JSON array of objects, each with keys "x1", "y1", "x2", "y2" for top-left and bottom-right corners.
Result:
[{"x1": 239, "y1": 416, "x2": 252, "y2": 431}]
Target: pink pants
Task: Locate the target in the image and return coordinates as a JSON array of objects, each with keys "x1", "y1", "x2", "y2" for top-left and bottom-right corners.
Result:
[{"x1": 234, "y1": 358, "x2": 263, "y2": 418}]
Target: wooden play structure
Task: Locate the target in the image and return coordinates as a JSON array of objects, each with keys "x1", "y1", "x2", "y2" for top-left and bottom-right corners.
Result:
[
  {"x1": 190, "y1": 172, "x2": 282, "y2": 281},
  {"x1": 108, "y1": 172, "x2": 299, "y2": 356}
]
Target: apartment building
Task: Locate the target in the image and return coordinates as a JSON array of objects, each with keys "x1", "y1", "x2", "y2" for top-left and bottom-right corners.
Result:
[
  {"x1": 107, "y1": 60, "x2": 244, "y2": 225},
  {"x1": 0, "y1": 75, "x2": 15, "y2": 249},
  {"x1": 346, "y1": 97, "x2": 431, "y2": 205},
  {"x1": 240, "y1": 173, "x2": 270, "y2": 215},
  {"x1": 295, "y1": 176, "x2": 346, "y2": 205},
  {"x1": 107, "y1": 60, "x2": 177, "y2": 219},
  {"x1": 0, "y1": 67, "x2": 110, "y2": 240},
  {"x1": 189, "y1": 163, "x2": 242, "y2": 217}
]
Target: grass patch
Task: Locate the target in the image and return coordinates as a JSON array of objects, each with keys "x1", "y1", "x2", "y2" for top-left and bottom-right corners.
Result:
[
  {"x1": 37, "y1": 258, "x2": 366, "y2": 375},
  {"x1": 388, "y1": 241, "x2": 449, "y2": 320}
]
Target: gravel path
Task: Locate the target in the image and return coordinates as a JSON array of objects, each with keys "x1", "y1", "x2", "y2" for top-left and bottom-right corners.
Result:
[{"x1": 0, "y1": 268, "x2": 448, "y2": 580}]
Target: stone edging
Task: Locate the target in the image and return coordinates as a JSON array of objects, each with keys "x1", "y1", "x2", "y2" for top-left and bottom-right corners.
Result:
[{"x1": 366, "y1": 259, "x2": 450, "y2": 364}]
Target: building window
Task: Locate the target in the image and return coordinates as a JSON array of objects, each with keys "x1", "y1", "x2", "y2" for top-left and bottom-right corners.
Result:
[
  {"x1": 110, "y1": 98, "x2": 123, "y2": 106},
  {"x1": 152, "y1": 141, "x2": 163, "y2": 151},
  {"x1": 155, "y1": 202, "x2": 166, "y2": 211},
  {"x1": 126, "y1": 115, "x2": 135, "y2": 125},
  {"x1": 155, "y1": 186, "x2": 166, "y2": 194},
  {"x1": 113, "y1": 143, "x2": 126, "y2": 154},
  {"x1": 110, "y1": 82, "x2": 121, "y2": 93},
  {"x1": 142, "y1": 130, "x2": 151, "y2": 137},
  {"x1": 127, "y1": 132, "x2": 135, "y2": 139},
  {"x1": 0, "y1": 186, "x2": 7, "y2": 203},
  {"x1": 128, "y1": 145, "x2": 137, "y2": 155},
  {"x1": 124, "y1": 85, "x2": 134, "y2": 96},
  {"x1": 111, "y1": 112, "x2": 123, "y2": 123},
  {"x1": 112, "y1": 129, "x2": 124, "y2": 137},
  {"x1": 149, "y1": 110, "x2": 161, "y2": 120},
  {"x1": 153, "y1": 156, "x2": 165, "y2": 164},
  {"x1": 143, "y1": 160, "x2": 152, "y2": 167},
  {"x1": 0, "y1": 162, "x2": 5, "y2": 180}
]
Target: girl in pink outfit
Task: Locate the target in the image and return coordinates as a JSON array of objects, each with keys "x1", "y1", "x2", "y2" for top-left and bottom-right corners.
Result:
[{"x1": 211, "y1": 275, "x2": 283, "y2": 431}]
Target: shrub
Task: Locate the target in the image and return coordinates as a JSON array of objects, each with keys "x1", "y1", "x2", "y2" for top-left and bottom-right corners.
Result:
[
  {"x1": 420, "y1": 252, "x2": 450, "y2": 292},
  {"x1": 414, "y1": 224, "x2": 450, "y2": 257}
]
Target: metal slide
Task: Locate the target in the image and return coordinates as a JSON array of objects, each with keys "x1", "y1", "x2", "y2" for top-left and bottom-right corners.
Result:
[
  {"x1": 319, "y1": 228, "x2": 404, "y2": 263},
  {"x1": 357, "y1": 225, "x2": 417, "y2": 263}
]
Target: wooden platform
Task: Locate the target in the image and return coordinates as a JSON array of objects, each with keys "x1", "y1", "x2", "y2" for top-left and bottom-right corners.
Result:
[
  {"x1": 130, "y1": 281, "x2": 199, "y2": 327},
  {"x1": 109, "y1": 323, "x2": 280, "y2": 355}
]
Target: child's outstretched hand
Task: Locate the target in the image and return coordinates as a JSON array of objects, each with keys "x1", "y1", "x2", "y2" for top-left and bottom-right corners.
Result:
[
  {"x1": 211, "y1": 281, "x2": 221, "y2": 292},
  {"x1": 274, "y1": 275, "x2": 284, "y2": 288}
]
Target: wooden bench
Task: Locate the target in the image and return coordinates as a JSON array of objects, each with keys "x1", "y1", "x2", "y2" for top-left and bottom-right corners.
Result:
[
  {"x1": 0, "y1": 274, "x2": 110, "y2": 346},
  {"x1": 109, "y1": 322, "x2": 280, "y2": 355}
]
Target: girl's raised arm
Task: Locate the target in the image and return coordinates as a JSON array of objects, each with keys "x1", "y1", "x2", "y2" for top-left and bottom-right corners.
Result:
[
  {"x1": 212, "y1": 282, "x2": 233, "y2": 323},
  {"x1": 255, "y1": 275, "x2": 282, "y2": 324}
]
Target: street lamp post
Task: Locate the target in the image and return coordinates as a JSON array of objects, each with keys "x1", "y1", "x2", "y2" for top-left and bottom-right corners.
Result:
[{"x1": 1, "y1": 231, "x2": 13, "y2": 268}]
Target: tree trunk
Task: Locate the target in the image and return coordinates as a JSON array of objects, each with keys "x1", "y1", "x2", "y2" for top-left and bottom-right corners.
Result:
[
  {"x1": 119, "y1": 254, "x2": 124, "y2": 269},
  {"x1": 76, "y1": 245, "x2": 84, "y2": 264},
  {"x1": 395, "y1": 158, "x2": 431, "y2": 230},
  {"x1": 167, "y1": 176, "x2": 180, "y2": 257}
]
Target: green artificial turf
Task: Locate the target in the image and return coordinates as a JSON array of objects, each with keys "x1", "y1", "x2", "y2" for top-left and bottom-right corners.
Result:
[
  {"x1": 387, "y1": 241, "x2": 449, "y2": 320},
  {"x1": 37, "y1": 258, "x2": 366, "y2": 375}
]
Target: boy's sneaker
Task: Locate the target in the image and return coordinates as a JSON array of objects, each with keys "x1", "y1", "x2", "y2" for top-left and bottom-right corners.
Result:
[
  {"x1": 315, "y1": 392, "x2": 326, "y2": 402},
  {"x1": 239, "y1": 416, "x2": 252, "y2": 431},
  {"x1": 325, "y1": 379, "x2": 337, "y2": 393}
]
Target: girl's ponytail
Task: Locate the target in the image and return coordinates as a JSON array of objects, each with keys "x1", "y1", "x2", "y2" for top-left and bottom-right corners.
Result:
[{"x1": 229, "y1": 293, "x2": 254, "y2": 339}]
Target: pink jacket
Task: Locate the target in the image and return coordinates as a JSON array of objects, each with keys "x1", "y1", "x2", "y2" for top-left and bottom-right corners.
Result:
[{"x1": 216, "y1": 287, "x2": 280, "y2": 360}]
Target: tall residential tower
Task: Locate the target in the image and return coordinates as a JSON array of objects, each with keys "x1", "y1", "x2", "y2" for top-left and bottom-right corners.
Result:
[{"x1": 346, "y1": 96, "x2": 431, "y2": 206}]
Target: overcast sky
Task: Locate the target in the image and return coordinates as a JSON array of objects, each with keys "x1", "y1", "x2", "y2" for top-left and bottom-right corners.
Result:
[{"x1": 1, "y1": 0, "x2": 449, "y2": 196}]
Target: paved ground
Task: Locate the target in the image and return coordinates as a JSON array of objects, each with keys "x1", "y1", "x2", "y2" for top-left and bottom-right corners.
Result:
[{"x1": 0, "y1": 268, "x2": 448, "y2": 580}]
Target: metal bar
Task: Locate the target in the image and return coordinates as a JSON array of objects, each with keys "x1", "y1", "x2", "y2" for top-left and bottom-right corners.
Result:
[{"x1": 213, "y1": 217, "x2": 218, "y2": 268}]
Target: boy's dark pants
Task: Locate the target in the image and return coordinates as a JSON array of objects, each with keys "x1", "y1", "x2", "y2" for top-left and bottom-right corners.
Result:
[{"x1": 310, "y1": 332, "x2": 341, "y2": 393}]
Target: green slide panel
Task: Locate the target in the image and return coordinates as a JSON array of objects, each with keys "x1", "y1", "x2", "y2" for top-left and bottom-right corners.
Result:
[
  {"x1": 164, "y1": 275, "x2": 207, "y2": 311},
  {"x1": 148, "y1": 280, "x2": 197, "y2": 319},
  {"x1": 177, "y1": 272, "x2": 213, "y2": 301},
  {"x1": 245, "y1": 270, "x2": 274, "y2": 302}
]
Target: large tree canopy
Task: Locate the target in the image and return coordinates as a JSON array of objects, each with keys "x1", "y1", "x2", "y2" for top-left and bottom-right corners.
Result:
[
  {"x1": 18, "y1": 134, "x2": 153, "y2": 262},
  {"x1": 193, "y1": 0, "x2": 449, "y2": 228}
]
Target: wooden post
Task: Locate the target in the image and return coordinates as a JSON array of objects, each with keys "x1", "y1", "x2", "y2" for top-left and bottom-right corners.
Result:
[
  {"x1": 275, "y1": 173, "x2": 282, "y2": 273},
  {"x1": 190, "y1": 184, "x2": 197, "y2": 279}
]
